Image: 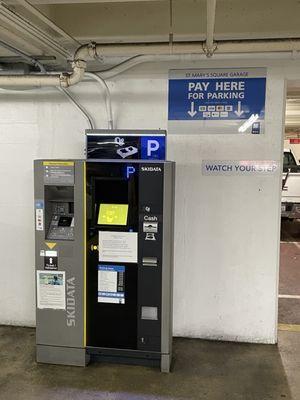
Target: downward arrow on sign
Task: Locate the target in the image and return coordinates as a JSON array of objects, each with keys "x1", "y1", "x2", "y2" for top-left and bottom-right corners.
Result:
[
  {"x1": 234, "y1": 101, "x2": 244, "y2": 117},
  {"x1": 188, "y1": 102, "x2": 197, "y2": 117}
]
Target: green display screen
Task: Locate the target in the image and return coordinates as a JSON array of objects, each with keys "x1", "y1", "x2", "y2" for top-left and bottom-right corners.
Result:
[{"x1": 98, "y1": 204, "x2": 128, "y2": 225}]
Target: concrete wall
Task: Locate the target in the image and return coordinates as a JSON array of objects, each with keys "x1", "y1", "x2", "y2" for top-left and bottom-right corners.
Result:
[{"x1": 0, "y1": 57, "x2": 296, "y2": 343}]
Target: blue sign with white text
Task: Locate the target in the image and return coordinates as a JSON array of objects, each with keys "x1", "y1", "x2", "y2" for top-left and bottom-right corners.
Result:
[{"x1": 168, "y1": 68, "x2": 266, "y2": 134}]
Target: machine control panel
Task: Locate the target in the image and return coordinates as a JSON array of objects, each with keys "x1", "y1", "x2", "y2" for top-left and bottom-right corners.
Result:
[{"x1": 46, "y1": 202, "x2": 74, "y2": 241}]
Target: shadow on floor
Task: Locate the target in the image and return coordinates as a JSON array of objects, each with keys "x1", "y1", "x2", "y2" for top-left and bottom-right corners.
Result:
[
  {"x1": 0, "y1": 326, "x2": 293, "y2": 400},
  {"x1": 281, "y1": 219, "x2": 300, "y2": 242}
]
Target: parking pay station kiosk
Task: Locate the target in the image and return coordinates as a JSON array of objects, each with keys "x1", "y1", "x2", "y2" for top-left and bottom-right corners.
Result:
[{"x1": 34, "y1": 130, "x2": 175, "y2": 372}]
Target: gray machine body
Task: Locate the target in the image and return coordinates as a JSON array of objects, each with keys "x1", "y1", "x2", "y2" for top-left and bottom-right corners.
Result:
[
  {"x1": 34, "y1": 160, "x2": 87, "y2": 366},
  {"x1": 34, "y1": 159, "x2": 175, "y2": 372}
]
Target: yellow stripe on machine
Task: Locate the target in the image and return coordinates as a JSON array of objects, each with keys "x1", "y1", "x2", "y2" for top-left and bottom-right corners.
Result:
[{"x1": 83, "y1": 161, "x2": 87, "y2": 347}]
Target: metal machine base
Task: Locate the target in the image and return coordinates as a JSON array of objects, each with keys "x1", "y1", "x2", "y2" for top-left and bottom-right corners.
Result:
[
  {"x1": 36, "y1": 345, "x2": 89, "y2": 367},
  {"x1": 87, "y1": 347, "x2": 171, "y2": 373},
  {"x1": 37, "y1": 345, "x2": 171, "y2": 372}
]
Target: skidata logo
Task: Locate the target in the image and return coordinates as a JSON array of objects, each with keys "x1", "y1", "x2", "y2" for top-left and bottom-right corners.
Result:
[
  {"x1": 141, "y1": 166, "x2": 162, "y2": 172},
  {"x1": 66, "y1": 277, "x2": 76, "y2": 327}
]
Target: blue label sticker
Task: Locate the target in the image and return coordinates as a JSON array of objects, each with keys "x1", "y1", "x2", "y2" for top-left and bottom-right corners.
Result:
[{"x1": 35, "y1": 199, "x2": 44, "y2": 209}]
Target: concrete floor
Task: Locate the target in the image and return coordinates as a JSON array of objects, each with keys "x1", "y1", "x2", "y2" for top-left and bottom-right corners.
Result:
[
  {"x1": 0, "y1": 326, "x2": 299, "y2": 400},
  {"x1": 1, "y1": 220, "x2": 299, "y2": 400}
]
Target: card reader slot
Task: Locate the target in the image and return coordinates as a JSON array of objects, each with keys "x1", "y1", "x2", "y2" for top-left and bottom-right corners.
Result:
[{"x1": 44, "y1": 185, "x2": 75, "y2": 241}]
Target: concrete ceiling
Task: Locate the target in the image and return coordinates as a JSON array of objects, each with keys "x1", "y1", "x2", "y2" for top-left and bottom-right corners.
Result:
[
  {"x1": 37, "y1": 0, "x2": 300, "y2": 43},
  {"x1": 0, "y1": 0, "x2": 300, "y2": 63}
]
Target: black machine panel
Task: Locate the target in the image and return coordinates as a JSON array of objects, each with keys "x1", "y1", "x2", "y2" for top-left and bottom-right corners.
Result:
[
  {"x1": 86, "y1": 161, "x2": 164, "y2": 352},
  {"x1": 137, "y1": 164, "x2": 164, "y2": 352},
  {"x1": 86, "y1": 162, "x2": 139, "y2": 349}
]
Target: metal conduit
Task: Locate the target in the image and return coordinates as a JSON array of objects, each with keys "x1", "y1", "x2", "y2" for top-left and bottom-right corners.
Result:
[{"x1": 57, "y1": 86, "x2": 94, "y2": 130}]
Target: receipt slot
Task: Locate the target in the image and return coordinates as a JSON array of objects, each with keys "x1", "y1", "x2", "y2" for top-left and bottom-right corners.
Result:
[{"x1": 34, "y1": 159, "x2": 175, "y2": 372}]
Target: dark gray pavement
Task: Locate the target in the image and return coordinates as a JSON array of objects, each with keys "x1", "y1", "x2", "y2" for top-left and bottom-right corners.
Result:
[
  {"x1": 281, "y1": 220, "x2": 300, "y2": 242},
  {"x1": 279, "y1": 219, "x2": 300, "y2": 325},
  {"x1": 279, "y1": 242, "x2": 300, "y2": 296}
]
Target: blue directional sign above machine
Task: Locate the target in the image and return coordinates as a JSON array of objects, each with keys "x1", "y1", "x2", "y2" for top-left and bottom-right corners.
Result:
[
  {"x1": 86, "y1": 129, "x2": 166, "y2": 160},
  {"x1": 168, "y1": 68, "x2": 266, "y2": 134}
]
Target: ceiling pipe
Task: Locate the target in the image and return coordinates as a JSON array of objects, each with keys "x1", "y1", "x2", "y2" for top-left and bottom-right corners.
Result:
[
  {"x1": 1, "y1": 39, "x2": 300, "y2": 88},
  {"x1": 74, "y1": 39, "x2": 300, "y2": 59},
  {"x1": 0, "y1": 59, "x2": 85, "y2": 87},
  {"x1": 203, "y1": 0, "x2": 217, "y2": 57},
  {"x1": 96, "y1": 54, "x2": 208, "y2": 80}
]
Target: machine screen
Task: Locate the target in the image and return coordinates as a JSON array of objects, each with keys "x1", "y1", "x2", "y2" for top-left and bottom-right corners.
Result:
[
  {"x1": 98, "y1": 204, "x2": 128, "y2": 226},
  {"x1": 58, "y1": 216, "x2": 73, "y2": 227}
]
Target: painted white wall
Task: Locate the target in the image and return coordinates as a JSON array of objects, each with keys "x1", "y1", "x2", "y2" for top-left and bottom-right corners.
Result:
[{"x1": 0, "y1": 57, "x2": 297, "y2": 343}]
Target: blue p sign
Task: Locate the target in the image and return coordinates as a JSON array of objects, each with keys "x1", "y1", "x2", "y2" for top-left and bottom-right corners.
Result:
[
  {"x1": 147, "y1": 140, "x2": 159, "y2": 156},
  {"x1": 141, "y1": 136, "x2": 165, "y2": 160},
  {"x1": 126, "y1": 166, "x2": 136, "y2": 179}
]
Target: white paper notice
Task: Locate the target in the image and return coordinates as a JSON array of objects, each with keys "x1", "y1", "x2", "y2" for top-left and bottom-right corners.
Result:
[
  {"x1": 98, "y1": 231, "x2": 138, "y2": 263},
  {"x1": 37, "y1": 270, "x2": 66, "y2": 309}
]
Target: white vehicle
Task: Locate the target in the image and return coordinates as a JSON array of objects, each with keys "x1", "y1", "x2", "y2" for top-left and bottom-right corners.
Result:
[{"x1": 282, "y1": 149, "x2": 300, "y2": 219}]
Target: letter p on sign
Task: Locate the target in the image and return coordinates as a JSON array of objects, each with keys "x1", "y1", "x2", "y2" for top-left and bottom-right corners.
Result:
[
  {"x1": 141, "y1": 136, "x2": 165, "y2": 160},
  {"x1": 147, "y1": 140, "x2": 159, "y2": 156}
]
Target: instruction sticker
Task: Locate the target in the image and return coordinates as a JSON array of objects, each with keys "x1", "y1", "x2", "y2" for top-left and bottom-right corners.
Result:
[
  {"x1": 98, "y1": 231, "x2": 138, "y2": 263},
  {"x1": 37, "y1": 270, "x2": 66, "y2": 309},
  {"x1": 44, "y1": 250, "x2": 58, "y2": 270},
  {"x1": 98, "y1": 265, "x2": 125, "y2": 304},
  {"x1": 43, "y1": 161, "x2": 74, "y2": 185}
]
